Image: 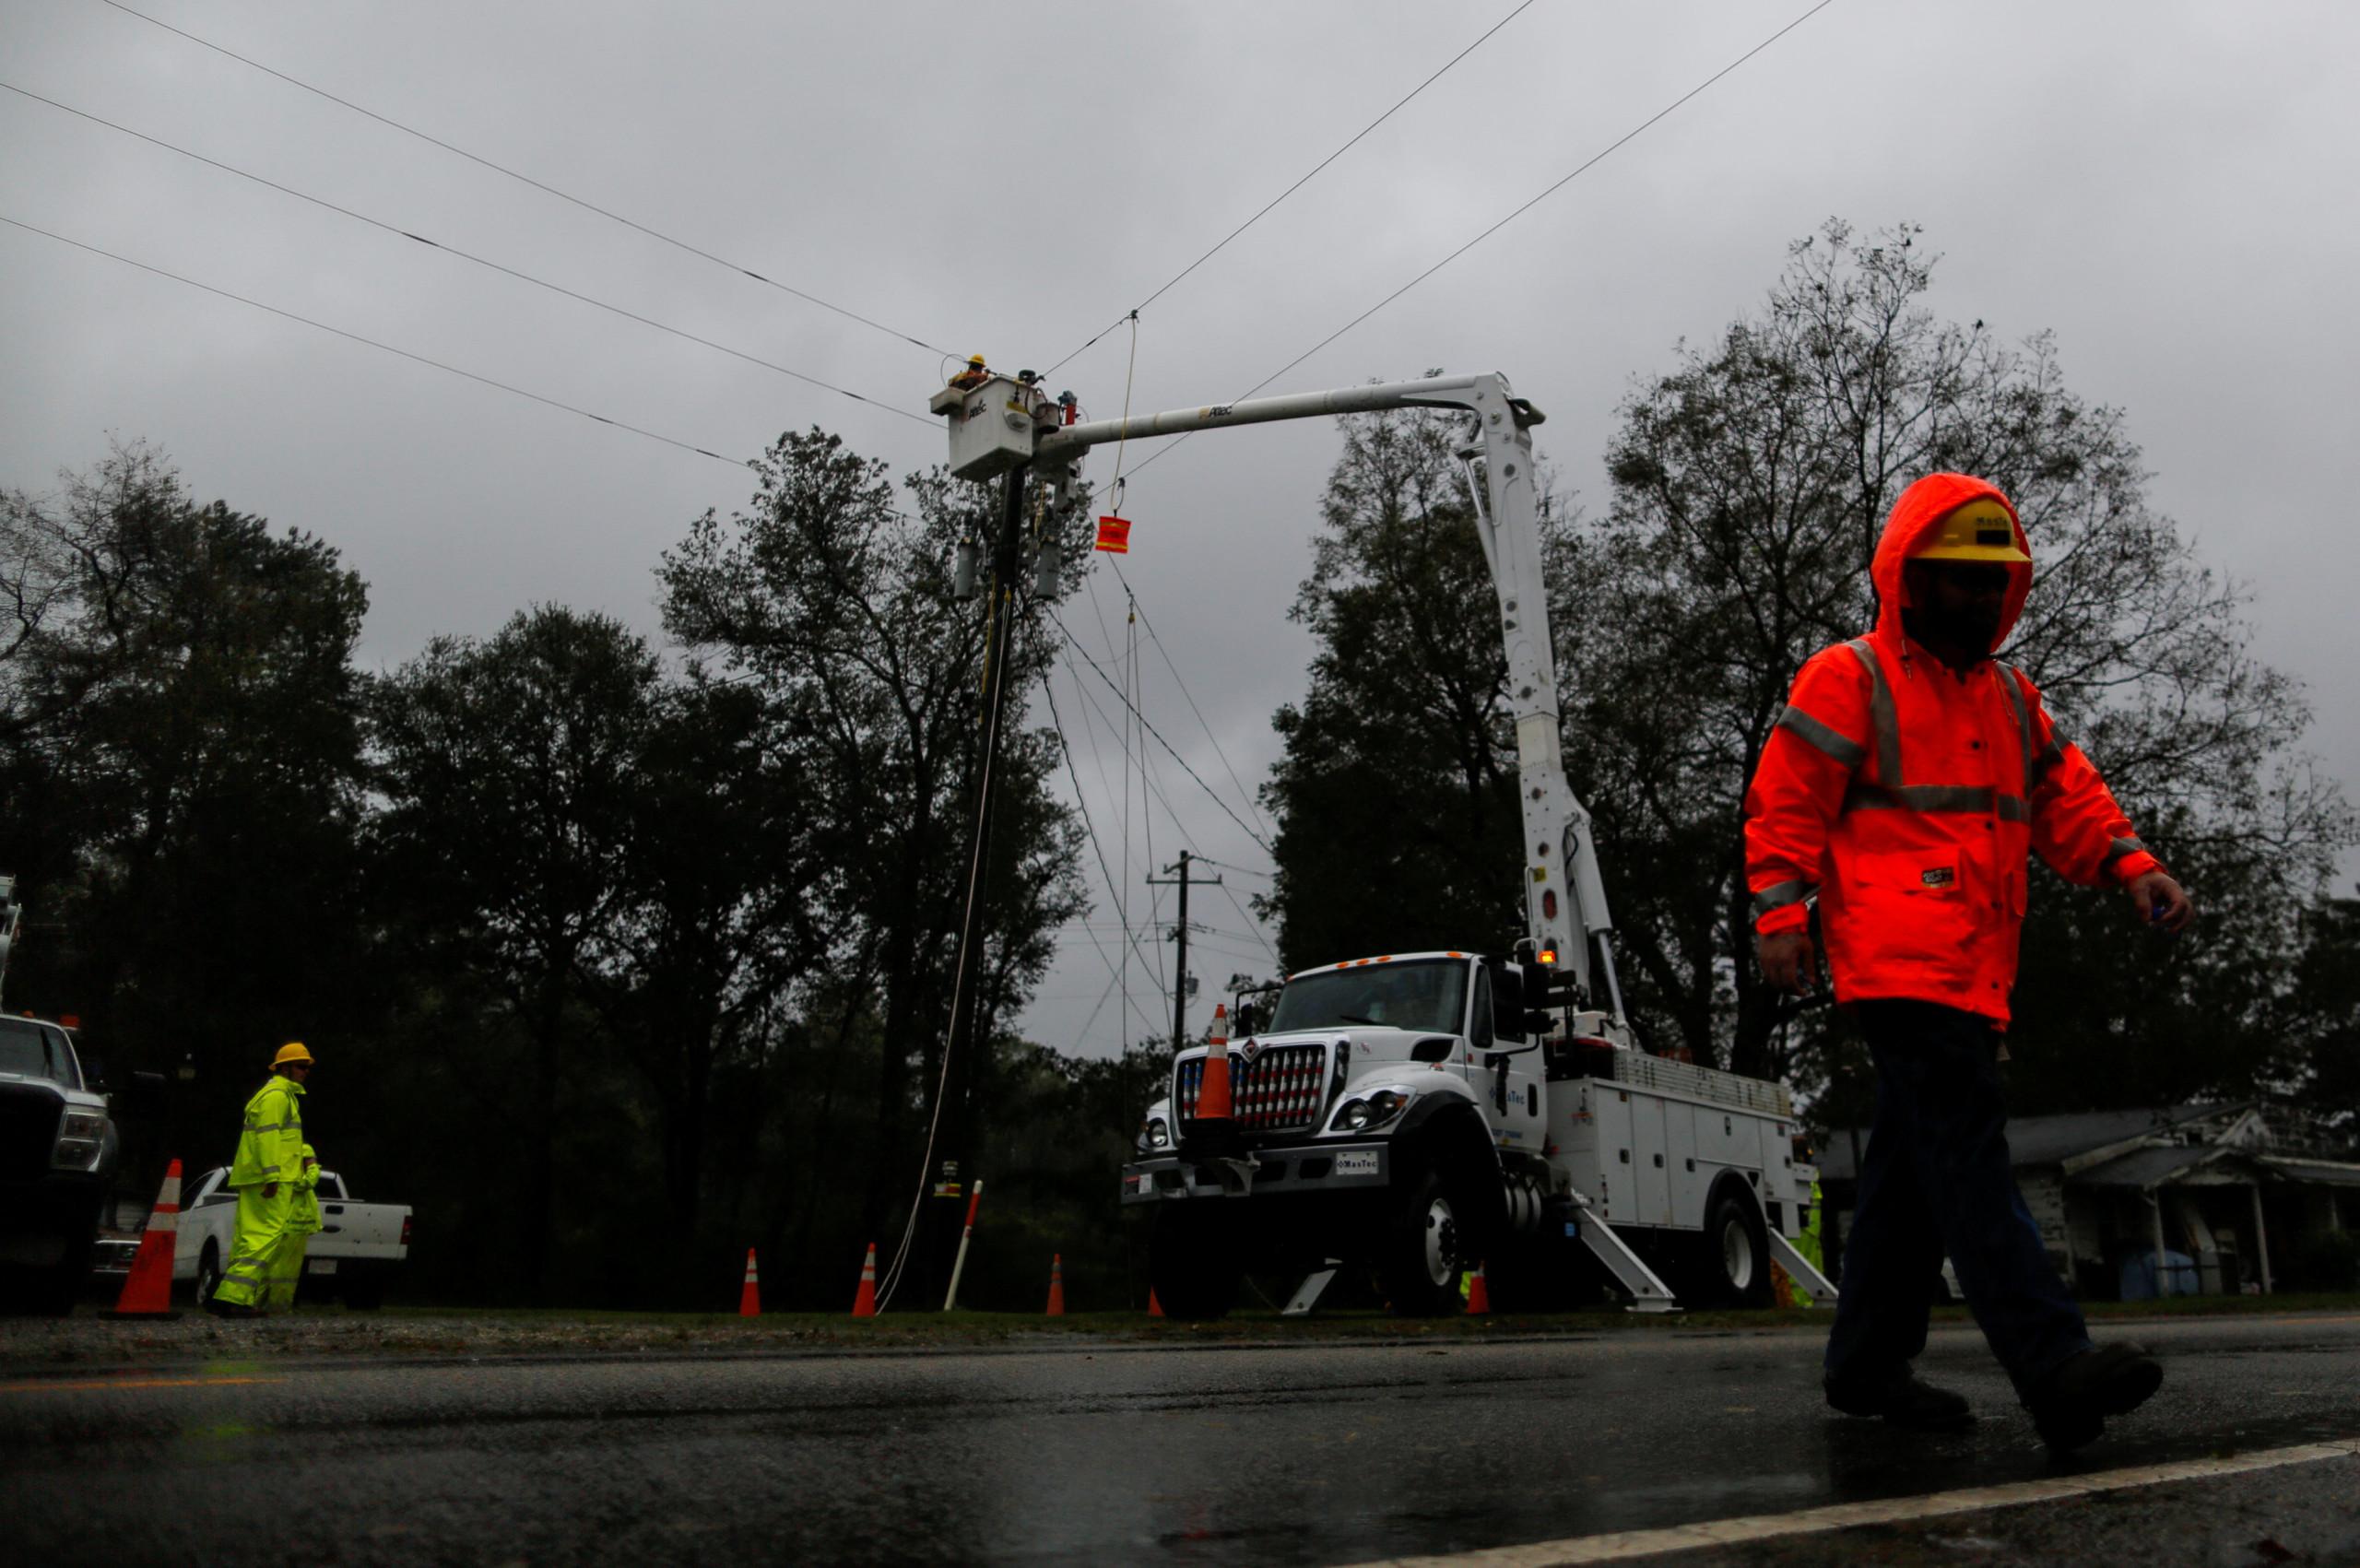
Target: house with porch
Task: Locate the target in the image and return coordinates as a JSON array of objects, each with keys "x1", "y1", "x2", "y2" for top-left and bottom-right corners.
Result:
[{"x1": 1815, "y1": 1102, "x2": 2360, "y2": 1300}]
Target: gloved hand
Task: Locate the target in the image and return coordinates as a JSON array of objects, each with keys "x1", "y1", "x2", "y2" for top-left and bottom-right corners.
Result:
[{"x1": 1758, "y1": 930, "x2": 1817, "y2": 996}]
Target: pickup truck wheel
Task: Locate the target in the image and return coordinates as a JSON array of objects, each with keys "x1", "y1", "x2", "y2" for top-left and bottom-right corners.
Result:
[
  {"x1": 1378, "y1": 1165, "x2": 1468, "y2": 1317},
  {"x1": 1149, "y1": 1206, "x2": 1239, "y2": 1320},
  {"x1": 1695, "y1": 1188, "x2": 1774, "y2": 1309},
  {"x1": 195, "y1": 1241, "x2": 222, "y2": 1306}
]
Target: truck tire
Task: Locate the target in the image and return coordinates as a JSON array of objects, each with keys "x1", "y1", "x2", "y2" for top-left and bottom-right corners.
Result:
[
  {"x1": 1377, "y1": 1164, "x2": 1469, "y2": 1317},
  {"x1": 1694, "y1": 1186, "x2": 1774, "y2": 1309},
  {"x1": 1149, "y1": 1206, "x2": 1240, "y2": 1320},
  {"x1": 195, "y1": 1240, "x2": 223, "y2": 1307}
]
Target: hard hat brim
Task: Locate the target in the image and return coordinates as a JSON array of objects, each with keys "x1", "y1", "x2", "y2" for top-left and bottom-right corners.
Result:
[{"x1": 1910, "y1": 540, "x2": 2033, "y2": 565}]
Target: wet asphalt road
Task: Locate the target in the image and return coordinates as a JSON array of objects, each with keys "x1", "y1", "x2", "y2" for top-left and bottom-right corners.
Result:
[{"x1": 3, "y1": 1313, "x2": 2355, "y2": 1567}]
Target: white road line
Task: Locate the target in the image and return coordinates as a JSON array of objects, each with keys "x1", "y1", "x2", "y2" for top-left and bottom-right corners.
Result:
[{"x1": 1349, "y1": 1438, "x2": 2360, "y2": 1567}]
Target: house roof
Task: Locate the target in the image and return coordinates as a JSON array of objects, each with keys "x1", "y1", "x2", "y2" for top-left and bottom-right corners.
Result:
[
  {"x1": 2070, "y1": 1145, "x2": 2254, "y2": 1190},
  {"x1": 1815, "y1": 1103, "x2": 2236, "y2": 1183}
]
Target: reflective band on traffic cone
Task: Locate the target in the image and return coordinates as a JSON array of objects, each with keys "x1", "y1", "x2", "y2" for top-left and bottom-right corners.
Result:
[
  {"x1": 1464, "y1": 1262, "x2": 1492, "y2": 1316},
  {"x1": 1147, "y1": 1287, "x2": 1164, "y2": 1319},
  {"x1": 738, "y1": 1247, "x2": 761, "y2": 1317},
  {"x1": 101, "y1": 1158, "x2": 183, "y2": 1321},
  {"x1": 851, "y1": 1242, "x2": 879, "y2": 1318},
  {"x1": 1045, "y1": 1254, "x2": 1066, "y2": 1316},
  {"x1": 1198, "y1": 1019, "x2": 1233, "y2": 1124}
]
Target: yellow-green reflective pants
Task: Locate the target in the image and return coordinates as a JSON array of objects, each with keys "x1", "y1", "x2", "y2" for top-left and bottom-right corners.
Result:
[
  {"x1": 263, "y1": 1231, "x2": 313, "y2": 1312},
  {"x1": 214, "y1": 1185, "x2": 292, "y2": 1309}
]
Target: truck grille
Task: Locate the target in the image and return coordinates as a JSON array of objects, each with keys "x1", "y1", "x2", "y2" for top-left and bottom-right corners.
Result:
[
  {"x1": 1177, "y1": 1043, "x2": 1331, "y2": 1133},
  {"x1": 0, "y1": 1085, "x2": 63, "y2": 1182}
]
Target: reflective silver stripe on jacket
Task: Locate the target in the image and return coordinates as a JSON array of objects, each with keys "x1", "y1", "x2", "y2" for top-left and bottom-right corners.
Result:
[
  {"x1": 1752, "y1": 878, "x2": 1815, "y2": 917},
  {"x1": 2103, "y1": 836, "x2": 2147, "y2": 867},
  {"x1": 1996, "y1": 666, "x2": 2038, "y2": 795},
  {"x1": 1843, "y1": 783, "x2": 2032, "y2": 820},
  {"x1": 1843, "y1": 640, "x2": 1902, "y2": 784},
  {"x1": 1776, "y1": 705, "x2": 1867, "y2": 767}
]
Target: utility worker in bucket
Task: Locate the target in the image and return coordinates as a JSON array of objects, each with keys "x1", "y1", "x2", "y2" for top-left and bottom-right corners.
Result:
[
  {"x1": 207, "y1": 1043, "x2": 312, "y2": 1316},
  {"x1": 949, "y1": 353, "x2": 990, "y2": 390},
  {"x1": 1744, "y1": 473, "x2": 2191, "y2": 1451},
  {"x1": 263, "y1": 1145, "x2": 324, "y2": 1313}
]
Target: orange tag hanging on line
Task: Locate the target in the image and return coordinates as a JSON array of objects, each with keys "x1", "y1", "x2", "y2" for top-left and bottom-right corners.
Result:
[{"x1": 1094, "y1": 514, "x2": 1133, "y2": 554}]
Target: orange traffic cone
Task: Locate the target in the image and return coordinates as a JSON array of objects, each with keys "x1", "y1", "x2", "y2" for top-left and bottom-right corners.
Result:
[
  {"x1": 738, "y1": 1247, "x2": 761, "y2": 1316},
  {"x1": 1198, "y1": 1004, "x2": 1233, "y2": 1123},
  {"x1": 1045, "y1": 1254, "x2": 1067, "y2": 1316},
  {"x1": 1147, "y1": 1287, "x2": 1164, "y2": 1319},
  {"x1": 101, "y1": 1159, "x2": 183, "y2": 1321},
  {"x1": 851, "y1": 1242, "x2": 879, "y2": 1317},
  {"x1": 1464, "y1": 1262, "x2": 1492, "y2": 1316}
]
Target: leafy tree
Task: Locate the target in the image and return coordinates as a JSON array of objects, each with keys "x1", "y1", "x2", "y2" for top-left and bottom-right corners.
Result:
[
  {"x1": 1570, "y1": 220, "x2": 2351, "y2": 1096},
  {"x1": 0, "y1": 444, "x2": 371, "y2": 1160},
  {"x1": 369, "y1": 605, "x2": 662, "y2": 1295},
  {"x1": 1259, "y1": 398, "x2": 1567, "y2": 967},
  {"x1": 658, "y1": 429, "x2": 1086, "y2": 1244}
]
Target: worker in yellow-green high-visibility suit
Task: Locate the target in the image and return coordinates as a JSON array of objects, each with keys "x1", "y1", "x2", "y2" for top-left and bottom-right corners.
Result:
[
  {"x1": 262, "y1": 1145, "x2": 324, "y2": 1313},
  {"x1": 207, "y1": 1043, "x2": 313, "y2": 1316}
]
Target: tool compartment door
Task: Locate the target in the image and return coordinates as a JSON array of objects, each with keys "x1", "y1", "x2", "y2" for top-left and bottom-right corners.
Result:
[{"x1": 1630, "y1": 1092, "x2": 1672, "y2": 1226}]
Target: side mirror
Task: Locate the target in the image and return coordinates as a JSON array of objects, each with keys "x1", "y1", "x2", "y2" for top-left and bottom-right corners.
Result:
[
  {"x1": 1524, "y1": 1010, "x2": 1554, "y2": 1035},
  {"x1": 1410, "y1": 1036, "x2": 1456, "y2": 1064},
  {"x1": 1520, "y1": 964, "x2": 1551, "y2": 1011}
]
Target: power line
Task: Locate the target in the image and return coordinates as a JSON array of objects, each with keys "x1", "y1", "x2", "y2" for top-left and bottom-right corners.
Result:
[
  {"x1": 1046, "y1": 0, "x2": 1539, "y2": 376},
  {"x1": 1074, "y1": 0, "x2": 1842, "y2": 503},
  {"x1": 97, "y1": 0, "x2": 958, "y2": 360},
  {"x1": 1047, "y1": 607, "x2": 1274, "y2": 855},
  {"x1": 3, "y1": 81, "x2": 932, "y2": 431},
  {"x1": 1105, "y1": 558, "x2": 1276, "y2": 842},
  {"x1": 2, "y1": 214, "x2": 743, "y2": 466}
]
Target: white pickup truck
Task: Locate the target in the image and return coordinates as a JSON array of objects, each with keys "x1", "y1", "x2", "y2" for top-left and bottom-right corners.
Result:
[{"x1": 176, "y1": 1165, "x2": 411, "y2": 1310}]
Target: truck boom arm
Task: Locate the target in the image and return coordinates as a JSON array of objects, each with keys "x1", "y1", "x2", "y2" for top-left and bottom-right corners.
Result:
[{"x1": 1031, "y1": 373, "x2": 1623, "y2": 1017}]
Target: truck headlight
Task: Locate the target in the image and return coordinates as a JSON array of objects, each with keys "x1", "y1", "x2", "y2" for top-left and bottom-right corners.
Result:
[
  {"x1": 53, "y1": 1108, "x2": 109, "y2": 1171},
  {"x1": 1329, "y1": 1089, "x2": 1410, "y2": 1134},
  {"x1": 1137, "y1": 1116, "x2": 1171, "y2": 1152}
]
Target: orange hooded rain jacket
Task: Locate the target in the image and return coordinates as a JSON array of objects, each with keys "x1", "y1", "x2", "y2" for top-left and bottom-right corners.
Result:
[{"x1": 1742, "y1": 473, "x2": 2164, "y2": 1025}]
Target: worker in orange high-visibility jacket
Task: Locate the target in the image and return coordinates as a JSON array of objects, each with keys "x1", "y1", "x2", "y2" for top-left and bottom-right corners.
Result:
[{"x1": 1744, "y1": 472, "x2": 2192, "y2": 1451}]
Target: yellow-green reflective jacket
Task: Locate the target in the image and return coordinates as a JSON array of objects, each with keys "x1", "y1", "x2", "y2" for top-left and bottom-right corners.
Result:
[{"x1": 229, "y1": 1077, "x2": 305, "y2": 1189}]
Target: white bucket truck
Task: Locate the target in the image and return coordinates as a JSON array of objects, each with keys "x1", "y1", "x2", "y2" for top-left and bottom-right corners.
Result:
[{"x1": 927, "y1": 369, "x2": 1832, "y2": 1316}]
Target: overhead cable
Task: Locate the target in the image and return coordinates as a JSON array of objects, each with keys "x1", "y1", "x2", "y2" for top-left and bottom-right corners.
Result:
[
  {"x1": 1047, "y1": 608, "x2": 1274, "y2": 856},
  {"x1": 97, "y1": 0, "x2": 958, "y2": 359},
  {"x1": 1046, "y1": 0, "x2": 1539, "y2": 376},
  {"x1": 1, "y1": 214, "x2": 743, "y2": 466},
  {"x1": 2, "y1": 82, "x2": 930, "y2": 430},
  {"x1": 1080, "y1": 0, "x2": 1842, "y2": 500}
]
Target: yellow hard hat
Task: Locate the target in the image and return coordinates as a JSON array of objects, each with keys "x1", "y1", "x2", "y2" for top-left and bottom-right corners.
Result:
[
  {"x1": 966, "y1": 354, "x2": 987, "y2": 368},
  {"x1": 1911, "y1": 498, "x2": 2030, "y2": 564},
  {"x1": 272, "y1": 1042, "x2": 313, "y2": 1067}
]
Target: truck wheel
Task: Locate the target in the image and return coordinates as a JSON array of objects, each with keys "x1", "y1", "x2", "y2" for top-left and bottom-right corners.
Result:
[
  {"x1": 1696, "y1": 1187, "x2": 1774, "y2": 1309},
  {"x1": 1149, "y1": 1206, "x2": 1240, "y2": 1320},
  {"x1": 195, "y1": 1241, "x2": 223, "y2": 1306},
  {"x1": 1377, "y1": 1165, "x2": 1469, "y2": 1317}
]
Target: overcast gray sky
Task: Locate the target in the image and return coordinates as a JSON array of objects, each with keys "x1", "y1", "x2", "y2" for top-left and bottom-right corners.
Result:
[{"x1": 6, "y1": 0, "x2": 2354, "y2": 1057}]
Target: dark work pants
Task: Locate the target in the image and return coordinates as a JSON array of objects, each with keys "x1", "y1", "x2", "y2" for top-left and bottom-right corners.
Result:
[{"x1": 1825, "y1": 1000, "x2": 2092, "y2": 1396}]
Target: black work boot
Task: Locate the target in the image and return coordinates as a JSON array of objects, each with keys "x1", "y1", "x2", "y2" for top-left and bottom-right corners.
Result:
[
  {"x1": 2025, "y1": 1342, "x2": 2164, "y2": 1452},
  {"x1": 1824, "y1": 1365, "x2": 1975, "y2": 1431}
]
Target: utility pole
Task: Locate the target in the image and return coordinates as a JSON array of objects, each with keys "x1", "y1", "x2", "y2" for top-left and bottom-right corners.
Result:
[{"x1": 1147, "y1": 852, "x2": 1221, "y2": 1050}]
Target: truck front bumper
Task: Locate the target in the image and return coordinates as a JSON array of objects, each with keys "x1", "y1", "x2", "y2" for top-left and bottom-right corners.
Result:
[{"x1": 1120, "y1": 1142, "x2": 1391, "y2": 1205}]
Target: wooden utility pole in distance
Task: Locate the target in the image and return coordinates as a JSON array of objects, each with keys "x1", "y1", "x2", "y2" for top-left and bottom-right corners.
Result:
[{"x1": 1147, "y1": 851, "x2": 1221, "y2": 1051}]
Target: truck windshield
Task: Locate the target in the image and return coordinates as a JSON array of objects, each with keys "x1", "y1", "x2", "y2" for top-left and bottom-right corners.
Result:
[
  {"x1": 1268, "y1": 961, "x2": 1468, "y2": 1036},
  {"x1": 0, "y1": 1018, "x2": 77, "y2": 1087}
]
